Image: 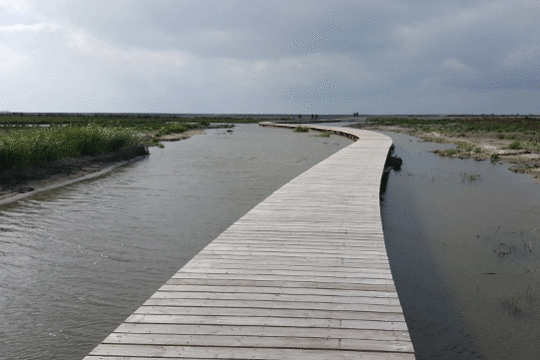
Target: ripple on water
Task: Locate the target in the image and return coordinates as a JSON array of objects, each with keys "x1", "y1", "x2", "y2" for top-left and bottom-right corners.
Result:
[{"x1": 0, "y1": 124, "x2": 354, "y2": 360}]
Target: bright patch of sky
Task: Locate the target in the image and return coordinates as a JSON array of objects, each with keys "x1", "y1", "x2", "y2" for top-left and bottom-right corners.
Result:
[{"x1": 0, "y1": 0, "x2": 539, "y2": 114}]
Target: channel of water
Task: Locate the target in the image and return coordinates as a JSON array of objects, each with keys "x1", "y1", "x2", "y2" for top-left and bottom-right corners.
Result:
[
  {"x1": 381, "y1": 131, "x2": 540, "y2": 360},
  {"x1": 0, "y1": 124, "x2": 352, "y2": 360},
  {"x1": 1, "y1": 124, "x2": 539, "y2": 359}
]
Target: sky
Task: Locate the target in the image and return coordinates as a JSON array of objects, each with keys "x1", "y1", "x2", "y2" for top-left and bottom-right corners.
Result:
[{"x1": 1, "y1": 0, "x2": 539, "y2": 114}]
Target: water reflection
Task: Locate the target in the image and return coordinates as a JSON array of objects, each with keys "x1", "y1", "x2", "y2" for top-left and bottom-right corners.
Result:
[{"x1": 380, "y1": 131, "x2": 540, "y2": 360}]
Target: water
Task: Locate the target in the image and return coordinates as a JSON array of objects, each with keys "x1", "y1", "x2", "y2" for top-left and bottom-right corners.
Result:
[
  {"x1": 380, "y1": 131, "x2": 540, "y2": 359},
  {"x1": 0, "y1": 124, "x2": 352, "y2": 360},
  {"x1": 3, "y1": 124, "x2": 540, "y2": 359}
]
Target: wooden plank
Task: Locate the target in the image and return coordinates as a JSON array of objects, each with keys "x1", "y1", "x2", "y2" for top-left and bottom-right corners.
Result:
[
  {"x1": 87, "y1": 345, "x2": 416, "y2": 359},
  {"x1": 170, "y1": 272, "x2": 395, "y2": 284},
  {"x1": 165, "y1": 278, "x2": 398, "y2": 291},
  {"x1": 183, "y1": 262, "x2": 392, "y2": 273},
  {"x1": 149, "y1": 291, "x2": 401, "y2": 305},
  {"x1": 125, "y1": 314, "x2": 409, "y2": 331},
  {"x1": 114, "y1": 323, "x2": 413, "y2": 342},
  {"x1": 134, "y1": 305, "x2": 404, "y2": 319},
  {"x1": 103, "y1": 333, "x2": 414, "y2": 353},
  {"x1": 83, "y1": 125, "x2": 415, "y2": 359},
  {"x1": 156, "y1": 284, "x2": 399, "y2": 297},
  {"x1": 141, "y1": 299, "x2": 406, "y2": 315},
  {"x1": 175, "y1": 267, "x2": 394, "y2": 279}
]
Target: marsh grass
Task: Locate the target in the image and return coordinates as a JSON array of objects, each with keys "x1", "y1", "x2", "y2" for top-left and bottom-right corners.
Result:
[
  {"x1": 316, "y1": 131, "x2": 331, "y2": 137},
  {"x1": 294, "y1": 126, "x2": 310, "y2": 133},
  {"x1": 461, "y1": 172, "x2": 481, "y2": 182},
  {"x1": 155, "y1": 122, "x2": 199, "y2": 137},
  {"x1": 506, "y1": 140, "x2": 523, "y2": 150},
  {"x1": 369, "y1": 116, "x2": 540, "y2": 135},
  {"x1": 0, "y1": 114, "x2": 261, "y2": 129},
  {"x1": 0, "y1": 124, "x2": 143, "y2": 169},
  {"x1": 456, "y1": 141, "x2": 474, "y2": 152}
]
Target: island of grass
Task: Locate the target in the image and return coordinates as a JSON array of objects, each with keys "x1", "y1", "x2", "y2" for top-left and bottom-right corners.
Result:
[
  {"x1": 352, "y1": 115, "x2": 540, "y2": 180},
  {"x1": 0, "y1": 113, "x2": 262, "y2": 202}
]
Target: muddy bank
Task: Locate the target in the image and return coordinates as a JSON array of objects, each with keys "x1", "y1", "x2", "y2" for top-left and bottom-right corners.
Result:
[
  {"x1": 0, "y1": 146, "x2": 148, "y2": 205},
  {"x1": 351, "y1": 122, "x2": 540, "y2": 181},
  {"x1": 0, "y1": 126, "x2": 211, "y2": 205},
  {"x1": 156, "y1": 129, "x2": 206, "y2": 141}
]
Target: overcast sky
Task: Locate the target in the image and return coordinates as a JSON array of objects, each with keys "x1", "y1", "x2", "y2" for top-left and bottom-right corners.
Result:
[{"x1": 1, "y1": 0, "x2": 539, "y2": 114}]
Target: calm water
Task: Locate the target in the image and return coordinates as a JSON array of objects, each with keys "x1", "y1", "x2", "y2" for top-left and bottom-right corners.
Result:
[
  {"x1": 380, "y1": 131, "x2": 540, "y2": 360},
  {"x1": 2, "y1": 124, "x2": 539, "y2": 359},
  {"x1": 0, "y1": 124, "x2": 352, "y2": 360}
]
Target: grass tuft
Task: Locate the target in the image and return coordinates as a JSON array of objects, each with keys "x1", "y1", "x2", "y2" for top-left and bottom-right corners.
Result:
[
  {"x1": 506, "y1": 140, "x2": 523, "y2": 150},
  {"x1": 294, "y1": 126, "x2": 310, "y2": 133},
  {"x1": 316, "y1": 131, "x2": 331, "y2": 137}
]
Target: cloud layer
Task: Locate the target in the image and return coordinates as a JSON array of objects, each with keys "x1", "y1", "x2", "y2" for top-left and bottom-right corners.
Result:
[{"x1": 1, "y1": 0, "x2": 539, "y2": 114}]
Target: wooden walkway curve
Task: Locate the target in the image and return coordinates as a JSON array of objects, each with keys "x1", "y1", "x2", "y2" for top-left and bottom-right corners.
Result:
[{"x1": 84, "y1": 123, "x2": 415, "y2": 359}]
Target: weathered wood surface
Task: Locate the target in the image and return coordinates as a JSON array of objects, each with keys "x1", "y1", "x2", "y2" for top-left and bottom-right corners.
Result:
[{"x1": 84, "y1": 123, "x2": 415, "y2": 359}]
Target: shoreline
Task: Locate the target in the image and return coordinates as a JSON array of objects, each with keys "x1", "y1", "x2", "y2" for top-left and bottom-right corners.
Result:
[
  {"x1": 351, "y1": 123, "x2": 540, "y2": 181},
  {"x1": 0, "y1": 154, "x2": 146, "y2": 206},
  {"x1": 0, "y1": 129, "x2": 207, "y2": 207}
]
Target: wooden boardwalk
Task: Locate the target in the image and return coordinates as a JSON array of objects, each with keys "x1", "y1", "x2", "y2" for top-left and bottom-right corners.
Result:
[{"x1": 84, "y1": 124, "x2": 415, "y2": 359}]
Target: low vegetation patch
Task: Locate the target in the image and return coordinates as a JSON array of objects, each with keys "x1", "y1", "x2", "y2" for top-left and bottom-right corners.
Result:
[
  {"x1": 461, "y1": 172, "x2": 481, "y2": 182},
  {"x1": 0, "y1": 114, "x2": 264, "y2": 168},
  {"x1": 155, "y1": 122, "x2": 199, "y2": 137},
  {"x1": 0, "y1": 124, "x2": 143, "y2": 169},
  {"x1": 316, "y1": 131, "x2": 331, "y2": 137},
  {"x1": 0, "y1": 113, "x2": 261, "y2": 129},
  {"x1": 506, "y1": 140, "x2": 523, "y2": 150},
  {"x1": 294, "y1": 126, "x2": 310, "y2": 133},
  {"x1": 354, "y1": 115, "x2": 540, "y2": 180}
]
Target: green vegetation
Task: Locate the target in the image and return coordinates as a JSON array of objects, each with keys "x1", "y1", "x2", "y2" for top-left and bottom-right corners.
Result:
[
  {"x1": 0, "y1": 113, "x2": 264, "y2": 169},
  {"x1": 294, "y1": 126, "x2": 310, "y2": 133},
  {"x1": 456, "y1": 141, "x2": 474, "y2": 152},
  {"x1": 359, "y1": 115, "x2": 540, "y2": 180},
  {"x1": 0, "y1": 113, "x2": 260, "y2": 130},
  {"x1": 436, "y1": 148, "x2": 457, "y2": 157},
  {"x1": 368, "y1": 116, "x2": 540, "y2": 142},
  {"x1": 506, "y1": 140, "x2": 523, "y2": 150},
  {"x1": 155, "y1": 122, "x2": 199, "y2": 137},
  {"x1": 461, "y1": 172, "x2": 481, "y2": 182},
  {"x1": 0, "y1": 124, "x2": 143, "y2": 169},
  {"x1": 316, "y1": 131, "x2": 331, "y2": 137}
]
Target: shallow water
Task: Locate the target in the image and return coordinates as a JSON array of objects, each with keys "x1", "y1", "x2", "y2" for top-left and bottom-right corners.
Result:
[
  {"x1": 0, "y1": 124, "x2": 352, "y2": 360},
  {"x1": 380, "y1": 131, "x2": 540, "y2": 359}
]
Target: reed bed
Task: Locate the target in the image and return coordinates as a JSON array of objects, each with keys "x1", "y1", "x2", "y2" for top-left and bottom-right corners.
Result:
[{"x1": 0, "y1": 124, "x2": 144, "y2": 169}]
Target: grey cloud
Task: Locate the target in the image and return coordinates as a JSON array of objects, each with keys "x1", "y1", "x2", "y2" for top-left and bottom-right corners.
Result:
[{"x1": 1, "y1": 0, "x2": 539, "y2": 113}]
